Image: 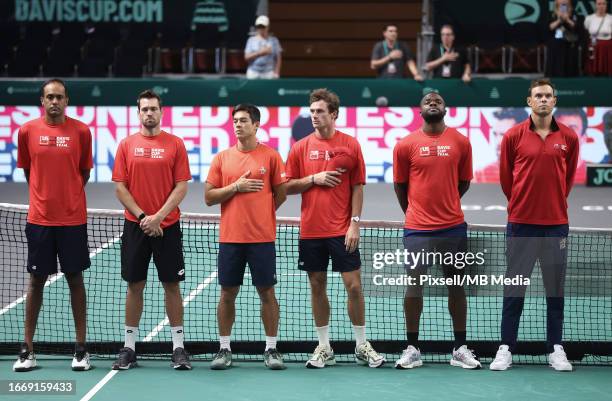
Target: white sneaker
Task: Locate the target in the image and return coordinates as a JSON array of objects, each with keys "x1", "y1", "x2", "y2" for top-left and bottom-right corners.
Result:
[
  {"x1": 549, "y1": 345, "x2": 573, "y2": 371},
  {"x1": 13, "y1": 345, "x2": 37, "y2": 372},
  {"x1": 450, "y1": 345, "x2": 481, "y2": 369},
  {"x1": 489, "y1": 345, "x2": 512, "y2": 371},
  {"x1": 71, "y1": 345, "x2": 91, "y2": 371},
  {"x1": 355, "y1": 341, "x2": 385, "y2": 368},
  {"x1": 305, "y1": 344, "x2": 336, "y2": 369},
  {"x1": 395, "y1": 345, "x2": 423, "y2": 369}
]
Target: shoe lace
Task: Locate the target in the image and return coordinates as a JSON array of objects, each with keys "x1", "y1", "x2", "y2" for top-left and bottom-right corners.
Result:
[
  {"x1": 313, "y1": 345, "x2": 329, "y2": 361},
  {"x1": 268, "y1": 349, "x2": 282, "y2": 360},
  {"x1": 459, "y1": 347, "x2": 477, "y2": 360},
  {"x1": 402, "y1": 346, "x2": 418, "y2": 360},
  {"x1": 360, "y1": 342, "x2": 380, "y2": 359},
  {"x1": 215, "y1": 349, "x2": 230, "y2": 359}
]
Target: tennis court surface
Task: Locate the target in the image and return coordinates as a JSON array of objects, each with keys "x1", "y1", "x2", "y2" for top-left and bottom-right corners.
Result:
[{"x1": 1, "y1": 203, "x2": 611, "y2": 401}]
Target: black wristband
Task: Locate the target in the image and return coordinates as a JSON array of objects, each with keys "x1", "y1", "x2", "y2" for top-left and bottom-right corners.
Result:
[{"x1": 137, "y1": 213, "x2": 146, "y2": 221}]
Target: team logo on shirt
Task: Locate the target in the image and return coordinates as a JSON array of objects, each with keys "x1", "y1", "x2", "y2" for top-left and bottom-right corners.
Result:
[
  {"x1": 134, "y1": 147, "x2": 165, "y2": 159},
  {"x1": 309, "y1": 150, "x2": 331, "y2": 160},
  {"x1": 259, "y1": 166, "x2": 267, "y2": 175},
  {"x1": 553, "y1": 144, "x2": 568, "y2": 152},
  {"x1": 39, "y1": 135, "x2": 70, "y2": 148},
  {"x1": 419, "y1": 145, "x2": 451, "y2": 157}
]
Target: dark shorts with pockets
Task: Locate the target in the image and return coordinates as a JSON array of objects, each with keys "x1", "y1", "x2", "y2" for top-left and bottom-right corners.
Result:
[
  {"x1": 121, "y1": 220, "x2": 185, "y2": 283},
  {"x1": 25, "y1": 223, "x2": 90, "y2": 276}
]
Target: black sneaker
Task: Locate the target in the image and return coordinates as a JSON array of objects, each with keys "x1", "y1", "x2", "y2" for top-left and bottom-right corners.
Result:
[
  {"x1": 71, "y1": 343, "x2": 91, "y2": 371},
  {"x1": 171, "y1": 347, "x2": 192, "y2": 370},
  {"x1": 112, "y1": 347, "x2": 137, "y2": 370},
  {"x1": 13, "y1": 343, "x2": 37, "y2": 372}
]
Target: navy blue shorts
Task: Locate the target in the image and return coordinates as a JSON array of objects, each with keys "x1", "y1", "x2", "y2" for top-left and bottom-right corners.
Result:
[
  {"x1": 121, "y1": 220, "x2": 185, "y2": 283},
  {"x1": 402, "y1": 222, "x2": 468, "y2": 271},
  {"x1": 25, "y1": 223, "x2": 90, "y2": 276},
  {"x1": 218, "y1": 242, "x2": 277, "y2": 287},
  {"x1": 298, "y1": 236, "x2": 361, "y2": 272}
]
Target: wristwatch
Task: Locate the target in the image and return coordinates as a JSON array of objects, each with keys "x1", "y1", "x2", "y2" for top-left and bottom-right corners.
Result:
[
  {"x1": 351, "y1": 216, "x2": 361, "y2": 223},
  {"x1": 138, "y1": 213, "x2": 146, "y2": 221}
]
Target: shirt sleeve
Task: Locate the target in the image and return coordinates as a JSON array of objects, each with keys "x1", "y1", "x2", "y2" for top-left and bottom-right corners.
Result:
[
  {"x1": 371, "y1": 42, "x2": 383, "y2": 61},
  {"x1": 393, "y1": 141, "x2": 409, "y2": 183},
  {"x1": 285, "y1": 143, "x2": 302, "y2": 179},
  {"x1": 350, "y1": 141, "x2": 366, "y2": 186},
  {"x1": 273, "y1": 36, "x2": 282, "y2": 54},
  {"x1": 459, "y1": 138, "x2": 473, "y2": 181},
  {"x1": 565, "y1": 132, "x2": 579, "y2": 197},
  {"x1": 245, "y1": 37, "x2": 256, "y2": 54},
  {"x1": 111, "y1": 140, "x2": 128, "y2": 182},
  {"x1": 16, "y1": 127, "x2": 30, "y2": 169},
  {"x1": 206, "y1": 153, "x2": 223, "y2": 188},
  {"x1": 173, "y1": 139, "x2": 192, "y2": 182},
  {"x1": 271, "y1": 151, "x2": 287, "y2": 186},
  {"x1": 499, "y1": 131, "x2": 515, "y2": 200},
  {"x1": 80, "y1": 127, "x2": 93, "y2": 170},
  {"x1": 426, "y1": 46, "x2": 437, "y2": 63}
]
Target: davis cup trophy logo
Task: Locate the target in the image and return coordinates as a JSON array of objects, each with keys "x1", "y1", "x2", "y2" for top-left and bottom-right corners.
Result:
[{"x1": 505, "y1": 0, "x2": 540, "y2": 25}]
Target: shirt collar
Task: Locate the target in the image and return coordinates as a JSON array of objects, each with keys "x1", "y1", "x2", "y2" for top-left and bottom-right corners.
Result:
[{"x1": 528, "y1": 115, "x2": 560, "y2": 132}]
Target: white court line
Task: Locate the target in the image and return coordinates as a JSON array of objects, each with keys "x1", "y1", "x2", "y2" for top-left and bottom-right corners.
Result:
[
  {"x1": 80, "y1": 271, "x2": 218, "y2": 401},
  {"x1": 0, "y1": 236, "x2": 121, "y2": 316}
]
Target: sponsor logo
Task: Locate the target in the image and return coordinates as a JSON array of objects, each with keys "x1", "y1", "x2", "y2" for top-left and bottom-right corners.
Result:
[
  {"x1": 39, "y1": 135, "x2": 70, "y2": 147},
  {"x1": 259, "y1": 166, "x2": 267, "y2": 175},
  {"x1": 31, "y1": 265, "x2": 36, "y2": 270},
  {"x1": 280, "y1": 172, "x2": 286, "y2": 178},
  {"x1": 309, "y1": 150, "x2": 331, "y2": 160},
  {"x1": 309, "y1": 150, "x2": 319, "y2": 160},
  {"x1": 134, "y1": 147, "x2": 165, "y2": 159},
  {"x1": 178, "y1": 269, "x2": 185, "y2": 276},
  {"x1": 553, "y1": 143, "x2": 568, "y2": 152},
  {"x1": 560, "y1": 238, "x2": 567, "y2": 250},
  {"x1": 505, "y1": 0, "x2": 540, "y2": 25},
  {"x1": 419, "y1": 145, "x2": 451, "y2": 157}
]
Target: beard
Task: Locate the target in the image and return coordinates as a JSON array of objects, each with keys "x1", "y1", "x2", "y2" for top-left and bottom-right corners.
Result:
[{"x1": 422, "y1": 111, "x2": 445, "y2": 124}]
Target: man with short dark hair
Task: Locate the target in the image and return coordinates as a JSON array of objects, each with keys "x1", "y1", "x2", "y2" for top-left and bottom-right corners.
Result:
[
  {"x1": 14, "y1": 78, "x2": 92, "y2": 372},
  {"x1": 490, "y1": 79, "x2": 579, "y2": 372},
  {"x1": 425, "y1": 25, "x2": 471, "y2": 82},
  {"x1": 393, "y1": 91, "x2": 479, "y2": 370},
  {"x1": 285, "y1": 88, "x2": 385, "y2": 369},
  {"x1": 112, "y1": 89, "x2": 192, "y2": 370},
  {"x1": 371, "y1": 25, "x2": 423, "y2": 80},
  {"x1": 205, "y1": 103, "x2": 287, "y2": 370}
]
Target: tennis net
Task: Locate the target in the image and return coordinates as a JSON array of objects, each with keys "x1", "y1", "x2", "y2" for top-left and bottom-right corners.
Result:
[{"x1": 1, "y1": 203, "x2": 611, "y2": 364}]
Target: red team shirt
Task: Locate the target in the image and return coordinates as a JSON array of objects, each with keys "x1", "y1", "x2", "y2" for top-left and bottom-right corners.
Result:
[
  {"x1": 112, "y1": 131, "x2": 192, "y2": 228},
  {"x1": 207, "y1": 144, "x2": 287, "y2": 243},
  {"x1": 500, "y1": 117, "x2": 579, "y2": 225},
  {"x1": 17, "y1": 117, "x2": 93, "y2": 226},
  {"x1": 285, "y1": 131, "x2": 366, "y2": 239},
  {"x1": 393, "y1": 128, "x2": 473, "y2": 230}
]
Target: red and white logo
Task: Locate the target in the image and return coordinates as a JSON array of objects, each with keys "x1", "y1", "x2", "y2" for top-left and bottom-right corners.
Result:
[
  {"x1": 134, "y1": 147, "x2": 165, "y2": 159},
  {"x1": 553, "y1": 144, "x2": 568, "y2": 152},
  {"x1": 419, "y1": 146, "x2": 431, "y2": 157},
  {"x1": 39, "y1": 135, "x2": 70, "y2": 148},
  {"x1": 309, "y1": 150, "x2": 319, "y2": 160},
  {"x1": 259, "y1": 166, "x2": 267, "y2": 175}
]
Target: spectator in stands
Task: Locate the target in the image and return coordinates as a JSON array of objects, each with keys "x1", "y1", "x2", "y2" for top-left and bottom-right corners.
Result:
[
  {"x1": 546, "y1": 0, "x2": 584, "y2": 77},
  {"x1": 370, "y1": 25, "x2": 424, "y2": 80},
  {"x1": 425, "y1": 25, "x2": 471, "y2": 83},
  {"x1": 585, "y1": 0, "x2": 612, "y2": 76},
  {"x1": 244, "y1": 16, "x2": 282, "y2": 79}
]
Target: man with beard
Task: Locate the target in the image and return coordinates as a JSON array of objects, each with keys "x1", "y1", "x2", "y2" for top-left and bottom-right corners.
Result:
[
  {"x1": 111, "y1": 89, "x2": 192, "y2": 370},
  {"x1": 393, "y1": 91, "x2": 479, "y2": 369},
  {"x1": 490, "y1": 79, "x2": 579, "y2": 371}
]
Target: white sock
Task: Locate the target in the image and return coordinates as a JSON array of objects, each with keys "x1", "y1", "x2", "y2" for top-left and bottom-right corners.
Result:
[
  {"x1": 353, "y1": 325, "x2": 367, "y2": 347},
  {"x1": 171, "y1": 326, "x2": 184, "y2": 350},
  {"x1": 316, "y1": 325, "x2": 330, "y2": 348},
  {"x1": 124, "y1": 326, "x2": 138, "y2": 351},
  {"x1": 265, "y1": 336, "x2": 277, "y2": 351},
  {"x1": 220, "y1": 336, "x2": 231, "y2": 351}
]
